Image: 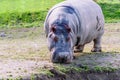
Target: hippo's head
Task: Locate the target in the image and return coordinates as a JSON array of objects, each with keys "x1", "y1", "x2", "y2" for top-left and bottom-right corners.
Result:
[{"x1": 47, "y1": 24, "x2": 73, "y2": 63}]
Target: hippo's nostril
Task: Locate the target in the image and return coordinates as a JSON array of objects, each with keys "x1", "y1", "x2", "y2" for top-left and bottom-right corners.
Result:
[{"x1": 58, "y1": 56, "x2": 67, "y2": 63}]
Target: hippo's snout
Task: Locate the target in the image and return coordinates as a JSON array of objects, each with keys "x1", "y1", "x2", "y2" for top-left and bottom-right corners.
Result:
[{"x1": 51, "y1": 52, "x2": 73, "y2": 63}]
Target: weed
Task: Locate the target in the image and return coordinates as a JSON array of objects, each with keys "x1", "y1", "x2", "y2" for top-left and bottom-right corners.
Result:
[
  {"x1": 38, "y1": 68, "x2": 54, "y2": 77},
  {"x1": 94, "y1": 66, "x2": 117, "y2": 72}
]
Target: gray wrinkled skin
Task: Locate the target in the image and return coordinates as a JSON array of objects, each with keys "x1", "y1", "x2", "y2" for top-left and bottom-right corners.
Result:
[
  {"x1": 44, "y1": 0, "x2": 104, "y2": 63},
  {"x1": 47, "y1": 24, "x2": 73, "y2": 63}
]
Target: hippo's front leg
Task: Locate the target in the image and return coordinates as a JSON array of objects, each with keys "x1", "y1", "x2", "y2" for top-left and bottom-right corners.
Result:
[
  {"x1": 91, "y1": 37, "x2": 102, "y2": 52},
  {"x1": 74, "y1": 45, "x2": 85, "y2": 52}
]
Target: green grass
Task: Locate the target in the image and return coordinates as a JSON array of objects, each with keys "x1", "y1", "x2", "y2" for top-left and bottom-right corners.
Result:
[
  {"x1": 0, "y1": 0, "x2": 120, "y2": 28},
  {"x1": 98, "y1": 0, "x2": 120, "y2": 3},
  {"x1": 0, "y1": 0, "x2": 63, "y2": 13},
  {"x1": 54, "y1": 64, "x2": 117, "y2": 74},
  {"x1": 43, "y1": 64, "x2": 118, "y2": 78},
  {"x1": 98, "y1": 1, "x2": 120, "y2": 23},
  {"x1": 0, "y1": 0, "x2": 64, "y2": 28}
]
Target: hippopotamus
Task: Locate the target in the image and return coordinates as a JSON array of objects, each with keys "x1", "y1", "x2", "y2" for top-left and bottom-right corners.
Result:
[{"x1": 44, "y1": 0, "x2": 104, "y2": 63}]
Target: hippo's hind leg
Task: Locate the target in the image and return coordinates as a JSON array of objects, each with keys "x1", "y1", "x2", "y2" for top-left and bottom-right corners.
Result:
[{"x1": 91, "y1": 37, "x2": 102, "y2": 52}]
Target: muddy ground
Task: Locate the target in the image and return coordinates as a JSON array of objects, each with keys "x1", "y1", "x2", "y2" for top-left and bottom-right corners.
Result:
[
  {"x1": 23, "y1": 69, "x2": 120, "y2": 80},
  {"x1": 0, "y1": 23, "x2": 120, "y2": 80}
]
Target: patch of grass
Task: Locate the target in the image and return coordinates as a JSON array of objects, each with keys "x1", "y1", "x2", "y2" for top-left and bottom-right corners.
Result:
[
  {"x1": 54, "y1": 64, "x2": 70, "y2": 73},
  {"x1": 54, "y1": 64, "x2": 90, "y2": 73},
  {"x1": 0, "y1": 11, "x2": 47, "y2": 26},
  {"x1": 99, "y1": 2, "x2": 120, "y2": 23},
  {"x1": 61, "y1": 64, "x2": 117, "y2": 72},
  {"x1": 38, "y1": 68, "x2": 54, "y2": 77},
  {"x1": 44, "y1": 64, "x2": 119, "y2": 77},
  {"x1": 0, "y1": 0, "x2": 120, "y2": 28},
  {"x1": 93, "y1": 66, "x2": 117, "y2": 72},
  {"x1": 0, "y1": 0, "x2": 64, "y2": 28},
  {"x1": 0, "y1": 0, "x2": 63, "y2": 13},
  {"x1": 98, "y1": 0, "x2": 120, "y2": 3}
]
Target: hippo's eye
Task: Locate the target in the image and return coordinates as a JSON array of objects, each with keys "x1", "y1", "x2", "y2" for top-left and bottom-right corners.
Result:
[
  {"x1": 67, "y1": 27, "x2": 71, "y2": 33},
  {"x1": 64, "y1": 24, "x2": 71, "y2": 33},
  {"x1": 51, "y1": 26, "x2": 56, "y2": 33}
]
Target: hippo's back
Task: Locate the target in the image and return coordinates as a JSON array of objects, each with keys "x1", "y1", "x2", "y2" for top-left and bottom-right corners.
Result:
[
  {"x1": 67, "y1": 0, "x2": 104, "y2": 42},
  {"x1": 45, "y1": 0, "x2": 104, "y2": 44}
]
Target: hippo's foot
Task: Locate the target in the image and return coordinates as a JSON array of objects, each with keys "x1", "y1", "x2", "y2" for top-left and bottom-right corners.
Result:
[
  {"x1": 74, "y1": 45, "x2": 84, "y2": 53},
  {"x1": 74, "y1": 49, "x2": 83, "y2": 53},
  {"x1": 91, "y1": 47, "x2": 102, "y2": 52}
]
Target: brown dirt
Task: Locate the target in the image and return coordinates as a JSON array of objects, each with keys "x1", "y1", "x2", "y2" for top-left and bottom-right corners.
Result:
[{"x1": 0, "y1": 23, "x2": 120, "y2": 80}]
